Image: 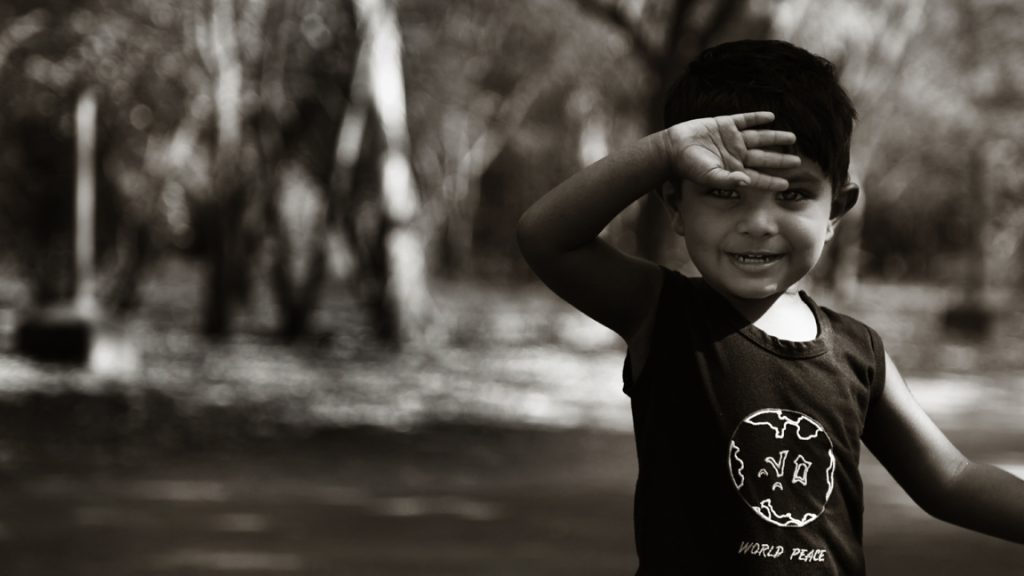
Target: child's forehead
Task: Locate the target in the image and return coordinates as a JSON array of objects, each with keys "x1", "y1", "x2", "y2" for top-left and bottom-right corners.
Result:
[
  {"x1": 754, "y1": 152, "x2": 827, "y2": 184},
  {"x1": 777, "y1": 156, "x2": 827, "y2": 183},
  {"x1": 680, "y1": 155, "x2": 832, "y2": 195}
]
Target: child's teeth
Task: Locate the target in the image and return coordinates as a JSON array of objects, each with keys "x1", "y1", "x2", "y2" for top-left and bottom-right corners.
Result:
[{"x1": 737, "y1": 254, "x2": 774, "y2": 263}]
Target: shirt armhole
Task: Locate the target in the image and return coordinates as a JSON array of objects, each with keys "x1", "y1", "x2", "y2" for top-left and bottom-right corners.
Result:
[{"x1": 867, "y1": 326, "x2": 887, "y2": 407}]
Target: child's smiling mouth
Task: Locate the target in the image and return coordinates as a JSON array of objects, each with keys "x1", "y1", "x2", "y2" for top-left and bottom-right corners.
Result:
[{"x1": 727, "y1": 252, "x2": 784, "y2": 266}]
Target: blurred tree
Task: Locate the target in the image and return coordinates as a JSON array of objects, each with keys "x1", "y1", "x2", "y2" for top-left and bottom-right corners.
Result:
[
  {"x1": 0, "y1": 9, "x2": 45, "y2": 71},
  {"x1": 195, "y1": 0, "x2": 247, "y2": 336},
  {"x1": 401, "y1": 0, "x2": 650, "y2": 280},
  {"x1": 257, "y1": 1, "x2": 349, "y2": 341},
  {"x1": 0, "y1": 1, "x2": 154, "y2": 307},
  {"x1": 938, "y1": 0, "x2": 1024, "y2": 336},
  {"x1": 568, "y1": 0, "x2": 1024, "y2": 298},
  {"x1": 0, "y1": 0, "x2": 416, "y2": 343},
  {"x1": 842, "y1": 0, "x2": 1023, "y2": 286},
  {"x1": 179, "y1": 0, "x2": 348, "y2": 338},
  {"x1": 572, "y1": 0, "x2": 754, "y2": 262},
  {"x1": 763, "y1": 0, "x2": 928, "y2": 300},
  {"x1": 175, "y1": 0, "x2": 355, "y2": 340},
  {"x1": 332, "y1": 0, "x2": 433, "y2": 343},
  {"x1": 401, "y1": 0, "x2": 578, "y2": 276},
  {"x1": 399, "y1": 0, "x2": 1024, "y2": 294},
  {"x1": 4, "y1": 0, "x2": 1021, "y2": 346}
]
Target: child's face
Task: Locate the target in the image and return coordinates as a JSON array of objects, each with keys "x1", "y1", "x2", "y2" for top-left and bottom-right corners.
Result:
[{"x1": 673, "y1": 156, "x2": 836, "y2": 304}]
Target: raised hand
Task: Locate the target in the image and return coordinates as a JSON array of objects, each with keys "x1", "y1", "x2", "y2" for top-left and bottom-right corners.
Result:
[{"x1": 662, "y1": 111, "x2": 801, "y2": 191}]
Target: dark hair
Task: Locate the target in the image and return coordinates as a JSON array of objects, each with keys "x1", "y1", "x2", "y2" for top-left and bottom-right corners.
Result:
[{"x1": 663, "y1": 40, "x2": 856, "y2": 195}]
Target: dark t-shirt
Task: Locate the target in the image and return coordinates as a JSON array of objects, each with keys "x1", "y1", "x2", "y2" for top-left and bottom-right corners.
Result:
[{"x1": 623, "y1": 269, "x2": 886, "y2": 575}]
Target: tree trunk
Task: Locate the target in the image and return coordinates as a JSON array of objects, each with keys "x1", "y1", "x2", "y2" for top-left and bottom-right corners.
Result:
[
  {"x1": 271, "y1": 160, "x2": 329, "y2": 341},
  {"x1": 339, "y1": 0, "x2": 432, "y2": 345},
  {"x1": 943, "y1": 144, "x2": 995, "y2": 338},
  {"x1": 74, "y1": 88, "x2": 99, "y2": 316},
  {"x1": 622, "y1": 0, "x2": 753, "y2": 262},
  {"x1": 202, "y1": 0, "x2": 246, "y2": 337}
]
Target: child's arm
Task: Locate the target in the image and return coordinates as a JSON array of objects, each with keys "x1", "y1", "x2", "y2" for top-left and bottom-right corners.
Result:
[
  {"x1": 863, "y1": 353, "x2": 1024, "y2": 543},
  {"x1": 517, "y1": 111, "x2": 798, "y2": 342}
]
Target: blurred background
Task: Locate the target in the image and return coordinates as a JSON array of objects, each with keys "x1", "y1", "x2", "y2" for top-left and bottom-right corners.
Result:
[{"x1": 0, "y1": 0, "x2": 1022, "y2": 574}]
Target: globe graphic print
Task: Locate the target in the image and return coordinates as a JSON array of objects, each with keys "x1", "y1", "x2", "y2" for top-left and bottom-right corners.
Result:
[{"x1": 727, "y1": 408, "x2": 836, "y2": 528}]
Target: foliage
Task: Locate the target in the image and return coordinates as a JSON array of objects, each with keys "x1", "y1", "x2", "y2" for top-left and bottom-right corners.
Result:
[
  {"x1": 451, "y1": 0, "x2": 1024, "y2": 283},
  {"x1": 762, "y1": 0, "x2": 1024, "y2": 281},
  {"x1": 0, "y1": 1, "x2": 186, "y2": 301},
  {"x1": 0, "y1": 1, "x2": 357, "y2": 316},
  {"x1": 400, "y1": 0, "x2": 649, "y2": 275},
  {"x1": 2, "y1": 0, "x2": 1023, "y2": 330}
]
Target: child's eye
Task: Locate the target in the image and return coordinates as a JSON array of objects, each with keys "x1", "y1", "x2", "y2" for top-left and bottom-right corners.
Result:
[
  {"x1": 708, "y1": 188, "x2": 740, "y2": 200},
  {"x1": 777, "y1": 189, "x2": 809, "y2": 202}
]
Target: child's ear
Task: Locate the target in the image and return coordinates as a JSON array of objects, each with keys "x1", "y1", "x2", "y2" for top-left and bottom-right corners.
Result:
[
  {"x1": 825, "y1": 218, "x2": 837, "y2": 242},
  {"x1": 658, "y1": 181, "x2": 686, "y2": 236},
  {"x1": 826, "y1": 182, "x2": 860, "y2": 242},
  {"x1": 830, "y1": 181, "x2": 860, "y2": 219}
]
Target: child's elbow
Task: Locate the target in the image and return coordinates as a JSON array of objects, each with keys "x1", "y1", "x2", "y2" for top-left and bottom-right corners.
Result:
[
  {"x1": 913, "y1": 490, "x2": 952, "y2": 522},
  {"x1": 516, "y1": 209, "x2": 545, "y2": 260},
  {"x1": 911, "y1": 460, "x2": 972, "y2": 522}
]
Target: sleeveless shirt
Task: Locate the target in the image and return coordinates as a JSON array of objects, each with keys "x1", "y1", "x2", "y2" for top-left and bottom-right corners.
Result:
[{"x1": 623, "y1": 269, "x2": 886, "y2": 574}]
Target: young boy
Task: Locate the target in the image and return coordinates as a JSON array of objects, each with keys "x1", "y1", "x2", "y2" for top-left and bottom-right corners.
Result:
[{"x1": 517, "y1": 40, "x2": 1024, "y2": 574}]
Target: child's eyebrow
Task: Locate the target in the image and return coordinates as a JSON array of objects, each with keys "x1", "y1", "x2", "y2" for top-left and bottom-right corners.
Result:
[{"x1": 785, "y1": 171, "x2": 824, "y2": 184}]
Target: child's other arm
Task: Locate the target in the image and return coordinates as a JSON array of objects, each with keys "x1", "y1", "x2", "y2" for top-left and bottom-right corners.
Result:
[
  {"x1": 517, "y1": 112, "x2": 797, "y2": 341},
  {"x1": 863, "y1": 353, "x2": 1024, "y2": 543}
]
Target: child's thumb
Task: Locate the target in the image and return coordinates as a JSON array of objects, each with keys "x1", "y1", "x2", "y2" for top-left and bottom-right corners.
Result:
[
  {"x1": 702, "y1": 167, "x2": 749, "y2": 189},
  {"x1": 730, "y1": 171, "x2": 751, "y2": 187}
]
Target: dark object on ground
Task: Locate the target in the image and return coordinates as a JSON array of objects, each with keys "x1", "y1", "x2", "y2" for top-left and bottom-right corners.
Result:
[
  {"x1": 942, "y1": 302, "x2": 995, "y2": 340},
  {"x1": 16, "y1": 307, "x2": 94, "y2": 363}
]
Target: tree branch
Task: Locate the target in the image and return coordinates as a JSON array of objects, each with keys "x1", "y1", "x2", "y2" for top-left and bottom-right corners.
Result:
[
  {"x1": 571, "y1": 0, "x2": 664, "y2": 69},
  {"x1": 461, "y1": 46, "x2": 571, "y2": 180},
  {"x1": 0, "y1": 9, "x2": 47, "y2": 73},
  {"x1": 695, "y1": 0, "x2": 745, "y2": 53}
]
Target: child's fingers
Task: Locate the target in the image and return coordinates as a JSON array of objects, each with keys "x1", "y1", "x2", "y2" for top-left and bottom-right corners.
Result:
[
  {"x1": 727, "y1": 111, "x2": 775, "y2": 130},
  {"x1": 701, "y1": 167, "x2": 751, "y2": 188},
  {"x1": 743, "y1": 149, "x2": 802, "y2": 169},
  {"x1": 742, "y1": 129, "x2": 796, "y2": 149},
  {"x1": 704, "y1": 168, "x2": 787, "y2": 191},
  {"x1": 739, "y1": 170, "x2": 790, "y2": 192}
]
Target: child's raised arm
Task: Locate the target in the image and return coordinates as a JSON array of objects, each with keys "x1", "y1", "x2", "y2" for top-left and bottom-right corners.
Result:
[
  {"x1": 863, "y1": 354, "x2": 1024, "y2": 543},
  {"x1": 516, "y1": 111, "x2": 799, "y2": 342}
]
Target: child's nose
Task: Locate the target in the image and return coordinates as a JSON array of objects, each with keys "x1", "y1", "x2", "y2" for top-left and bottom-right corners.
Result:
[{"x1": 736, "y1": 205, "x2": 779, "y2": 237}]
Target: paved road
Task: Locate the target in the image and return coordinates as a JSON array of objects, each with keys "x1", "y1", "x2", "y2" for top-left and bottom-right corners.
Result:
[
  {"x1": 0, "y1": 290, "x2": 1021, "y2": 574},
  {"x1": 1, "y1": 424, "x2": 1021, "y2": 575}
]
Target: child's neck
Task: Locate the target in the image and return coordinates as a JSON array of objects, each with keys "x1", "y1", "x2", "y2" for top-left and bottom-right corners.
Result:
[{"x1": 720, "y1": 289, "x2": 819, "y2": 342}]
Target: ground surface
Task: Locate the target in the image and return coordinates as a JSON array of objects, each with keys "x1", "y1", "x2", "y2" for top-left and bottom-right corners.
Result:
[
  {"x1": 0, "y1": 424, "x2": 1022, "y2": 575},
  {"x1": 0, "y1": 263, "x2": 1021, "y2": 574}
]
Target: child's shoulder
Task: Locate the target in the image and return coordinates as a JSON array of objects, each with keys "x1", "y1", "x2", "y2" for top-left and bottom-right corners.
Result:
[
  {"x1": 814, "y1": 300, "x2": 886, "y2": 363},
  {"x1": 658, "y1": 266, "x2": 707, "y2": 295},
  {"x1": 816, "y1": 301, "x2": 882, "y2": 340}
]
